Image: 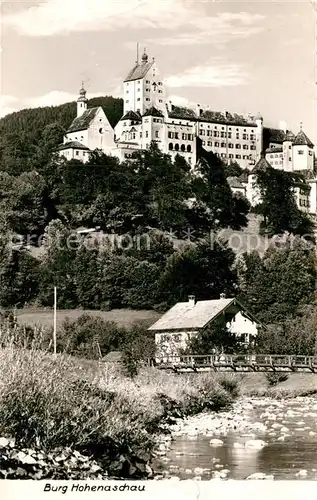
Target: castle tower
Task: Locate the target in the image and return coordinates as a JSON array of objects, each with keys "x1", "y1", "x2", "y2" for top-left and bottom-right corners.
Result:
[{"x1": 77, "y1": 82, "x2": 88, "y2": 118}]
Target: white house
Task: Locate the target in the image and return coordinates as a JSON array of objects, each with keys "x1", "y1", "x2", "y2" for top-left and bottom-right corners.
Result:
[{"x1": 148, "y1": 295, "x2": 260, "y2": 361}]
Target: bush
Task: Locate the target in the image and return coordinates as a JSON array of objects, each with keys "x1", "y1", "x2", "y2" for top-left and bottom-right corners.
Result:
[{"x1": 266, "y1": 372, "x2": 289, "y2": 386}]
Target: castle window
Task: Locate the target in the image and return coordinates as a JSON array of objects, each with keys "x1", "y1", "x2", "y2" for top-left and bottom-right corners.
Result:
[
  {"x1": 221, "y1": 142, "x2": 226, "y2": 148},
  {"x1": 175, "y1": 144, "x2": 180, "y2": 151},
  {"x1": 236, "y1": 154, "x2": 241, "y2": 159},
  {"x1": 187, "y1": 145, "x2": 191, "y2": 153},
  {"x1": 169, "y1": 143, "x2": 173, "y2": 150},
  {"x1": 298, "y1": 150, "x2": 304, "y2": 155},
  {"x1": 250, "y1": 145, "x2": 256, "y2": 150},
  {"x1": 208, "y1": 141, "x2": 212, "y2": 147},
  {"x1": 236, "y1": 133, "x2": 240, "y2": 139},
  {"x1": 181, "y1": 144, "x2": 186, "y2": 152},
  {"x1": 155, "y1": 131, "x2": 159, "y2": 138},
  {"x1": 137, "y1": 98, "x2": 140, "y2": 101},
  {"x1": 243, "y1": 145, "x2": 249, "y2": 150},
  {"x1": 289, "y1": 157, "x2": 291, "y2": 161},
  {"x1": 159, "y1": 100, "x2": 163, "y2": 103},
  {"x1": 175, "y1": 132, "x2": 179, "y2": 139},
  {"x1": 214, "y1": 131, "x2": 219, "y2": 138},
  {"x1": 146, "y1": 131, "x2": 149, "y2": 138},
  {"x1": 215, "y1": 142, "x2": 219, "y2": 147},
  {"x1": 168, "y1": 131, "x2": 173, "y2": 139},
  {"x1": 76, "y1": 151, "x2": 79, "y2": 156},
  {"x1": 202, "y1": 141, "x2": 206, "y2": 146},
  {"x1": 309, "y1": 151, "x2": 313, "y2": 156},
  {"x1": 146, "y1": 98, "x2": 150, "y2": 101}
]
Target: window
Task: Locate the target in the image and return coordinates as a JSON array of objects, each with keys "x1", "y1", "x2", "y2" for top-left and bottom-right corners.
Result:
[
  {"x1": 181, "y1": 144, "x2": 186, "y2": 152},
  {"x1": 137, "y1": 98, "x2": 140, "y2": 101},
  {"x1": 173, "y1": 334, "x2": 182, "y2": 343},
  {"x1": 236, "y1": 133, "x2": 240, "y2": 139},
  {"x1": 243, "y1": 145, "x2": 249, "y2": 150},
  {"x1": 221, "y1": 153, "x2": 226, "y2": 158},
  {"x1": 169, "y1": 143, "x2": 173, "y2": 150},
  {"x1": 159, "y1": 99, "x2": 163, "y2": 103},
  {"x1": 168, "y1": 131, "x2": 173, "y2": 139},
  {"x1": 309, "y1": 151, "x2": 313, "y2": 156},
  {"x1": 140, "y1": 132, "x2": 142, "y2": 138},
  {"x1": 76, "y1": 151, "x2": 79, "y2": 156},
  {"x1": 202, "y1": 140, "x2": 206, "y2": 146},
  {"x1": 175, "y1": 132, "x2": 179, "y2": 139},
  {"x1": 215, "y1": 142, "x2": 219, "y2": 147},
  {"x1": 175, "y1": 144, "x2": 179, "y2": 151},
  {"x1": 200, "y1": 130, "x2": 205, "y2": 135},
  {"x1": 214, "y1": 131, "x2": 219, "y2": 137},
  {"x1": 228, "y1": 132, "x2": 232, "y2": 139},
  {"x1": 207, "y1": 141, "x2": 212, "y2": 147},
  {"x1": 145, "y1": 131, "x2": 148, "y2": 138},
  {"x1": 125, "y1": 100, "x2": 129, "y2": 103},
  {"x1": 187, "y1": 145, "x2": 191, "y2": 152},
  {"x1": 146, "y1": 98, "x2": 150, "y2": 101},
  {"x1": 146, "y1": 80, "x2": 150, "y2": 84},
  {"x1": 236, "y1": 144, "x2": 241, "y2": 149},
  {"x1": 243, "y1": 155, "x2": 248, "y2": 160},
  {"x1": 221, "y1": 132, "x2": 226, "y2": 138},
  {"x1": 298, "y1": 150, "x2": 304, "y2": 155},
  {"x1": 83, "y1": 152, "x2": 85, "y2": 156},
  {"x1": 250, "y1": 134, "x2": 256, "y2": 140},
  {"x1": 236, "y1": 154, "x2": 241, "y2": 159},
  {"x1": 229, "y1": 154, "x2": 234, "y2": 159},
  {"x1": 146, "y1": 88, "x2": 150, "y2": 92},
  {"x1": 250, "y1": 145, "x2": 256, "y2": 150},
  {"x1": 206, "y1": 130, "x2": 211, "y2": 136},
  {"x1": 221, "y1": 142, "x2": 226, "y2": 148},
  {"x1": 155, "y1": 131, "x2": 159, "y2": 138},
  {"x1": 243, "y1": 134, "x2": 248, "y2": 140},
  {"x1": 228, "y1": 143, "x2": 233, "y2": 149},
  {"x1": 289, "y1": 157, "x2": 291, "y2": 161},
  {"x1": 137, "y1": 88, "x2": 140, "y2": 92}
]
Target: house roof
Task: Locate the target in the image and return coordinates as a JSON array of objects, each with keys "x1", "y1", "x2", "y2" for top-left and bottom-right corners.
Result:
[
  {"x1": 124, "y1": 61, "x2": 154, "y2": 82},
  {"x1": 167, "y1": 105, "x2": 256, "y2": 126},
  {"x1": 227, "y1": 177, "x2": 246, "y2": 189},
  {"x1": 266, "y1": 147, "x2": 283, "y2": 154},
  {"x1": 252, "y1": 153, "x2": 272, "y2": 173},
  {"x1": 293, "y1": 130, "x2": 314, "y2": 148},
  {"x1": 57, "y1": 141, "x2": 90, "y2": 151},
  {"x1": 143, "y1": 106, "x2": 164, "y2": 118},
  {"x1": 67, "y1": 107, "x2": 99, "y2": 133},
  {"x1": 102, "y1": 351, "x2": 123, "y2": 362},
  {"x1": 120, "y1": 110, "x2": 142, "y2": 122},
  {"x1": 148, "y1": 297, "x2": 260, "y2": 332}
]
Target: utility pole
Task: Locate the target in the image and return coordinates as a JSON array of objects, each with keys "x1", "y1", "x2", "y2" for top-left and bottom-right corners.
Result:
[{"x1": 53, "y1": 286, "x2": 57, "y2": 356}]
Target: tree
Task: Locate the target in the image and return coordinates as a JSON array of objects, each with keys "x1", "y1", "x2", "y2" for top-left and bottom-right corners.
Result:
[
  {"x1": 255, "y1": 167, "x2": 313, "y2": 237},
  {"x1": 158, "y1": 239, "x2": 238, "y2": 307},
  {"x1": 0, "y1": 234, "x2": 39, "y2": 307},
  {"x1": 188, "y1": 323, "x2": 238, "y2": 354},
  {"x1": 193, "y1": 150, "x2": 249, "y2": 231},
  {"x1": 237, "y1": 237, "x2": 316, "y2": 324}
]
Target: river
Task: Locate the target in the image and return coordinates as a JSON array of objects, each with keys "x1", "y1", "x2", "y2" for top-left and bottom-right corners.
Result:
[{"x1": 154, "y1": 396, "x2": 317, "y2": 480}]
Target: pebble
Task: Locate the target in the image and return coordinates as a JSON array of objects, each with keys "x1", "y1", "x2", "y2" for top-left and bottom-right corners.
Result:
[{"x1": 245, "y1": 439, "x2": 267, "y2": 449}]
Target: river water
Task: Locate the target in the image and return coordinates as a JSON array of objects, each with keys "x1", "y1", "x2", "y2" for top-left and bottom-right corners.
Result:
[{"x1": 154, "y1": 396, "x2": 317, "y2": 480}]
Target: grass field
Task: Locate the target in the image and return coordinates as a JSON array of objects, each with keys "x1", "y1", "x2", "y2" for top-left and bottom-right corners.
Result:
[{"x1": 14, "y1": 308, "x2": 161, "y2": 330}]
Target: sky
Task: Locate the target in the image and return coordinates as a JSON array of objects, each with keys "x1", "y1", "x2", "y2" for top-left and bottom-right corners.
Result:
[{"x1": 0, "y1": 0, "x2": 316, "y2": 141}]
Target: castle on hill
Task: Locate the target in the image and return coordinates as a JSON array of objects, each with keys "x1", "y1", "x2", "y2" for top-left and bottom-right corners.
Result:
[{"x1": 57, "y1": 49, "x2": 316, "y2": 213}]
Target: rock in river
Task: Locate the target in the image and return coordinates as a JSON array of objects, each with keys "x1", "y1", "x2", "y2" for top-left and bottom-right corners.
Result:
[
  {"x1": 209, "y1": 439, "x2": 224, "y2": 447},
  {"x1": 245, "y1": 439, "x2": 267, "y2": 450}
]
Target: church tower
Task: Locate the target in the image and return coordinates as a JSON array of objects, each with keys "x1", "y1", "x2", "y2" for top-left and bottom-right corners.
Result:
[{"x1": 77, "y1": 83, "x2": 88, "y2": 117}]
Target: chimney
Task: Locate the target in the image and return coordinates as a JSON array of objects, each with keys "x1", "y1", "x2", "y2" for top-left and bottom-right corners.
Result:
[
  {"x1": 220, "y1": 293, "x2": 226, "y2": 299},
  {"x1": 188, "y1": 295, "x2": 196, "y2": 308},
  {"x1": 196, "y1": 104, "x2": 201, "y2": 116},
  {"x1": 167, "y1": 100, "x2": 173, "y2": 113}
]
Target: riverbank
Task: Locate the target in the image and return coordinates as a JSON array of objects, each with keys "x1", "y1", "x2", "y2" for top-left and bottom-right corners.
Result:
[
  {"x1": 0, "y1": 347, "x2": 238, "y2": 479},
  {"x1": 154, "y1": 394, "x2": 317, "y2": 480}
]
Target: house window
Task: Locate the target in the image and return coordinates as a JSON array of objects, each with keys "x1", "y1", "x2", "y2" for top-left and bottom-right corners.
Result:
[
  {"x1": 214, "y1": 131, "x2": 219, "y2": 137},
  {"x1": 155, "y1": 131, "x2": 159, "y2": 138},
  {"x1": 228, "y1": 143, "x2": 233, "y2": 149},
  {"x1": 236, "y1": 154, "x2": 241, "y2": 159},
  {"x1": 207, "y1": 141, "x2": 212, "y2": 146},
  {"x1": 145, "y1": 131, "x2": 148, "y2": 138},
  {"x1": 202, "y1": 140, "x2": 206, "y2": 146},
  {"x1": 243, "y1": 145, "x2": 249, "y2": 150},
  {"x1": 181, "y1": 144, "x2": 186, "y2": 152},
  {"x1": 215, "y1": 142, "x2": 219, "y2": 147},
  {"x1": 221, "y1": 142, "x2": 226, "y2": 148},
  {"x1": 298, "y1": 150, "x2": 304, "y2": 155},
  {"x1": 236, "y1": 133, "x2": 240, "y2": 139},
  {"x1": 187, "y1": 144, "x2": 191, "y2": 152},
  {"x1": 175, "y1": 144, "x2": 180, "y2": 151},
  {"x1": 236, "y1": 144, "x2": 241, "y2": 149},
  {"x1": 169, "y1": 143, "x2": 173, "y2": 150},
  {"x1": 76, "y1": 151, "x2": 79, "y2": 156}
]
